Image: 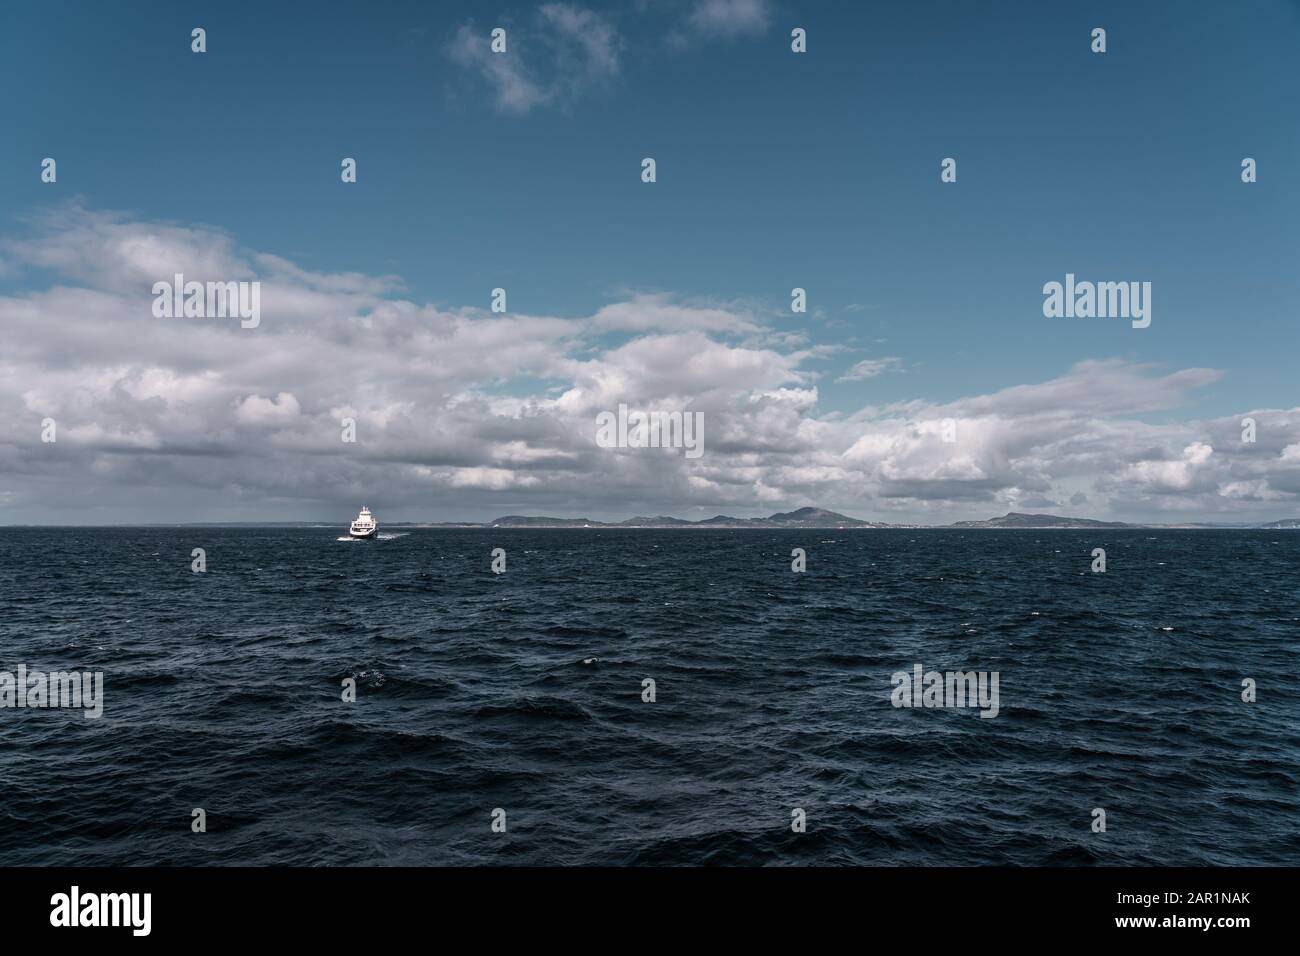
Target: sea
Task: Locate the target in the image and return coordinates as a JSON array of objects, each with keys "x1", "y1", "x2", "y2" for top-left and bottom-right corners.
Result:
[{"x1": 0, "y1": 527, "x2": 1297, "y2": 866}]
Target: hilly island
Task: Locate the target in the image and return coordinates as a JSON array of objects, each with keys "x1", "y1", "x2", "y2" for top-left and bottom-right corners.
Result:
[
  {"x1": 135, "y1": 508, "x2": 1300, "y2": 530},
  {"x1": 387, "y1": 508, "x2": 1298, "y2": 530}
]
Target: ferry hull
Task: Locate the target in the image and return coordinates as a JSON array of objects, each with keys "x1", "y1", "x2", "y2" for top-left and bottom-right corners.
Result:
[{"x1": 348, "y1": 506, "x2": 378, "y2": 539}]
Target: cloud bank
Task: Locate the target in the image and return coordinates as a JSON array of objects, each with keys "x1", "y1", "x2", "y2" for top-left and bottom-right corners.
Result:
[{"x1": 2, "y1": 205, "x2": 1298, "y2": 524}]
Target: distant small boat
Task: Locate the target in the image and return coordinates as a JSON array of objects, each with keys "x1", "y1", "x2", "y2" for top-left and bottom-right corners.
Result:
[{"x1": 349, "y1": 507, "x2": 378, "y2": 539}]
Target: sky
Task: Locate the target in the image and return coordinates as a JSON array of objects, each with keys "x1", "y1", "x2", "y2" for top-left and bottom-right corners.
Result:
[{"x1": 0, "y1": 0, "x2": 1298, "y2": 524}]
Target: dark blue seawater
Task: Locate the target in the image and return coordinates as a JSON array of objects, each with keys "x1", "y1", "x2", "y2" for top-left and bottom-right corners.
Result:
[{"x1": 1, "y1": 528, "x2": 1297, "y2": 866}]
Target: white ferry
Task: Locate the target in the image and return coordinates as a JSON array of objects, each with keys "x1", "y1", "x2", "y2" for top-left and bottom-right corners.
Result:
[{"x1": 349, "y1": 506, "x2": 378, "y2": 539}]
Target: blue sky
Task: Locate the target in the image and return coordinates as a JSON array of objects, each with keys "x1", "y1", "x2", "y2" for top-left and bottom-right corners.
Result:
[{"x1": 1, "y1": 1, "x2": 1298, "y2": 523}]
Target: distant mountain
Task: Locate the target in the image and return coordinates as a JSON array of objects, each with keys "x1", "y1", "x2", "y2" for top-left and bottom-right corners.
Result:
[
  {"x1": 487, "y1": 515, "x2": 601, "y2": 527},
  {"x1": 758, "y1": 507, "x2": 893, "y2": 528},
  {"x1": 619, "y1": 515, "x2": 697, "y2": 526},
  {"x1": 948, "y1": 512, "x2": 1134, "y2": 529},
  {"x1": 405, "y1": 508, "x2": 1300, "y2": 531},
  {"x1": 680, "y1": 509, "x2": 881, "y2": 528},
  {"x1": 486, "y1": 508, "x2": 892, "y2": 528}
]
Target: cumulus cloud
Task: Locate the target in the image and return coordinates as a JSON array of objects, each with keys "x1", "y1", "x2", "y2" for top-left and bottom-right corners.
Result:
[
  {"x1": 236, "y1": 392, "x2": 302, "y2": 427},
  {"x1": 1126, "y1": 441, "x2": 1214, "y2": 493},
  {"x1": 2, "y1": 205, "x2": 1298, "y2": 525},
  {"x1": 591, "y1": 293, "x2": 760, "y2": 334}
]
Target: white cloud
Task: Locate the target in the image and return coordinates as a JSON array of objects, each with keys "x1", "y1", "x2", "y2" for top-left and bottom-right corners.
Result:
[
  {"x1": 236, "y1": 392, "x2": 302, "y2": 427},
  {"x1": 448, "y1": 5, "x2": 621, "y2": 114},
  {"x1": 2, "y1": 206, "x2": 1298, "y2": 525},
  {"x1": 682, "y1": 0, "x2": 771, "y2": 39},
  {"x1": 1126, "y1": 441, "x2": 1214, "y2": 493},
  {"x1": 836, "y1": 357, "x2": 902, "y2": 382},
  {"x1": 590, "y1": 293, "x2": 760, "y2": 334}
]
